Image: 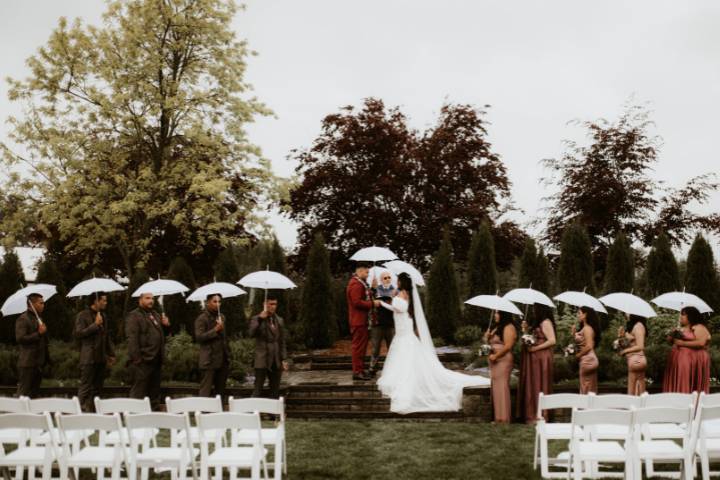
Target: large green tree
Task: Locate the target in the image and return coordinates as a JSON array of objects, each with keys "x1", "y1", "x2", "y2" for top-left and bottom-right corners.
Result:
[
  {"x1": 685, "y1": 234, "x2": 720, "y2": 312},
  {"x1": 534, "y1": 247, "x2": 551, "y2": 295},
  {"x1": 644, "y1": 232, "x2": 680, "y2": 297},
  {"x1": 35, "y1": 256, "x2": 74, "y2": 342},
  {"x1": 0, "y1": 0, "x2": 277, "y2": 279},
  {"x1": 604, "y1": 233, "x2": 635, "y2": 293},
  {"x1": 427, "y1": 230, "x2": 461, "y2": 342},
  {"x1": 518, "y1": 238, "x2": 538, "y2": 289},
  {"x1": 300, "y1": 234, "x2": 335, "y2": 349},
  {"x1": 464, "y1": 223, "x2": 497, "y2": 325},
  {"x1": 557, "y1": 223, "x2": 595, "y2": 293},
  {"x1": 0, "y1": 250, "x2": 27, "y2": 342}
]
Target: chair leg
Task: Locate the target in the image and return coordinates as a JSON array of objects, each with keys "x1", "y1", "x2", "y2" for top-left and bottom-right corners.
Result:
[
  {"x1": 40, "y1": 462, "x2": 50, "y2": 480},
  {"x1": 283, "y1": 438, "x2": 287, "y2": 475},
  {"x1": 28, "y1": 467, "x2": 35, "y2": 480},
  {"x1": 14, "y1": 466, "x2": 23, "y2": 480},
  {"x1": 702, "y1": 454, "x2": 710, "y2": 480},
  {"x1": 540, "y1": 436, "x2": 550, "y2": 478},
  {"x1": 274, "y1": 442, "x2": 282, "y2": 480},
  {"x1": 573, "y1": 455, "x2": 582, "y2": 480},
  {"x1": 213, "y1": 466, "x2": 221, "y2": 480},
  {"x1": 533, "y1": 433, "x2": 539, "y2": 470},
  {"x1": 140, "y1": 467, "x2": 149, "y2": 480}
]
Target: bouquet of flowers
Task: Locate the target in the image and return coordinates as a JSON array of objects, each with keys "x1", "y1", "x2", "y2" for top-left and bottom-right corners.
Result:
[
  {"x1": 479, "y1": 344, "x2": 492, "y2": 357},
  {"x1": 521, "y1": 333, "x2": 537, "y2": 347},
  {"x1": 612, "y1": 337, "x2": 630, "y2": 352},
  {"x1": 563, "y1": 343, "x2": 576, "y2": 357},
  {"x1": 666, "y1": 326, "x2": 684, "y2": 340}
]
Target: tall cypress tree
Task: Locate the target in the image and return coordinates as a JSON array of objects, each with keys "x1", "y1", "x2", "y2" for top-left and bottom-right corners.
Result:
[
  {"x1": 214, "y1": 247, "x2": 246, "y2": 338},
  {"x1": 557, "y1": 223, "x2": 595, "y2": 293},
  {"x1": 0, "y1": 250, "x2": 26, "y2": 343},
  {"x1": 534, "y1": 247, "x2": 551, "y2": 295},
  {"x1": 685, "y1": 234, "x2": 720, "y2": 312},
  {"x1": 35, "y1": 256, "x2": 74, "y2": 342},
  {"x1": 427, "y1": 230, "x2": 461, "y2": 342},
  {"x1": 604, "y1": 232, "x2": 635, "y2": 293},
  {"x1": 464, "y1": 222, "x2": 497, "y2": 326},
  {"x1": 164, "y1": 257, "x2": 199, "y2": 336},
  {"x1": 518, "y1": 238, "x2": 538, "y2": 289},
  {"x1": 645, "y1": 232, "x2": 680, "y2": 297},
  {"x1": 300, "y1": 234, "x2": 335, "y2": 349},
  {"x1": 264, "y1": 237, "x2": 289, "y2": 321}
]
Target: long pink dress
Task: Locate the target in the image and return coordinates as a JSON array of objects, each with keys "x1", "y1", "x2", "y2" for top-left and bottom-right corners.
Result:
[
  {"x1": 691, "y1": 327, "x2": 711, "y2": 394},
  {"x1": 490, "y1": 332, "x2": 513, "y2": 423},
  {"x1": 575, "y1": 330, "x2": 598, "y2": 394},
  {"x1": 626, "y1": 323, "x2": 647, "y2": 396},
  {"x1": 517, "y1": 321, "x2": 554, "y2": 423},
  {"x1": 663, "y1": 330, "x2": 695, "y2": 393}
]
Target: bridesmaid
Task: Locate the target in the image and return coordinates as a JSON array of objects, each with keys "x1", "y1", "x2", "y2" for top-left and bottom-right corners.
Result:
[
  {"x1": 485, "y1": 310, "x2": 518, "y2": 423},
  {"x1": 673, "y1": 307, "x2": 711, "y2": 394},
  {"x1": 572, "y1": 306, "x2": 601, "y2": 394},
  {"x1": 662, "y1": 309, "x2": 695, "y2": 393},
  {"x1": 617, "y1": 314, "x2": 648, "y2": 395},
  {"x1": 518, "y1": 304, "x2": 556, "y2": 423}
]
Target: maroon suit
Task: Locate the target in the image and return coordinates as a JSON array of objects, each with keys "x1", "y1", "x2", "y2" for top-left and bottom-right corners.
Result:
[{"x1": 347, "y1": 276, "x2": 373, "y2": 375}]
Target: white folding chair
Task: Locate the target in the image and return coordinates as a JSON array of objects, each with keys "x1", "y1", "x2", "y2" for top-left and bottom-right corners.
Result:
[
  {"x1": 534, "y1": 393, "x2": 590, "y2": 479},
  {"x1": 94, "y1": 397, "x2": 157, "y2": 449},
  {"x1": 0, "y1": 397, "x2": 30, "y2": 453},
  {"x1": 165, "y1": 396, "x2": 223, "y2": 448},
  {"x1": 632, "y1": 406, "x2": 695, "y2": 480},
  {"x1": 57, "y1": 413, "x2": 127, "y2": 480},
  {"x1": 228, "y1": 397, "x2": 286, "y2": 480},
  {"x1": 693, "y1": 404, "x2": 720, "y2": 479},
  {"x1": 28, "y1": 397, "x2": 89, "y2": 456},
  {"x1": 567, "y1": 409, "x2": 633, "y2": 480},
  {"x1": 125, "y1": 413, "x2": 198, "y2": 480},
  {"x1": 0, "y1": 413, "x2": 58, "y2": 480},
  {"x1": 197, "y1": 412, "x2": 268, "y2": 480},
  {"x1": 641, "y1": 392, "x2": 697, "y2": 477}
]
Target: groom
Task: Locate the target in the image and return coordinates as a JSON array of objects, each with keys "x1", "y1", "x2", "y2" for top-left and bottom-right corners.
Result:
[{"x1": 346, "y1": 262, "x2": 381, "y2": 381}]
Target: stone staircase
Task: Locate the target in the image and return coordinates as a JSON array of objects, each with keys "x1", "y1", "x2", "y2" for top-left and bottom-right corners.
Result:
[{"x1": 298, "y1": 352, "x2": 466, "y2": 371}]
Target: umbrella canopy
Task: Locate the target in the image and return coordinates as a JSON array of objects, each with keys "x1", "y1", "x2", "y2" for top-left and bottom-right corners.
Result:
[
  {"x1": 382, "y1": 260, "x2": 425, "y2": 287},
  {"x1": 1, "y1": 284, "x2": 58, "y2": 317},
  {"x1": 350, "y1": 246, "x2": 398, "y2": 262},
  {"x1": 368, "y1": 267, "x2": 397, "y2": 287},
  {"x1": 651, "y1": 292, "x2": 713, "y2": 314},
  {"x1": 187, "y1": 282, "x2": 246, "y2": 302},
  {"x1": 131, "y1": 279, "x2": 189, "y2": 297},
  {"x1": 503, "y1": 288, "x2": 555, "y2": 308},
  {"x1": 67, "y1": 278, "x2": 125, "y2": 298},
  {"x1": 238, "y1": 270, "x2": 297, "y2": 290},
  {"x1": 554, "y1": 291, "x2": 608, "y2": 314},
  {"x1": 465, "y1": 295, "x2": 524, "y2": 316},
  {"x1": 599, "y1": 293, "x2": 657, "y2": 318}
]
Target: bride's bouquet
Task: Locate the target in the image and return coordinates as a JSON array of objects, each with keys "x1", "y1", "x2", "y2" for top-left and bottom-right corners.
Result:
[
  {"x1": 612, "y1": 337, "x2": 630, "y2": 352},
  {"x1": 479, "y1": 344, "x2": 492, "y2": 357},
  {"x1": 521, "y1": 333, "x2": 537, "y2": 347}
]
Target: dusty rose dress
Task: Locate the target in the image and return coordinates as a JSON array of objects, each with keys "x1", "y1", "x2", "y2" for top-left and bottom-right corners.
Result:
[
  {"x1": 575, "y1": 330, "x2": 598, "y2": 394},
  {"x1": 691, "y1": 327, "x2": 711, "y2": 394},
  {"x1": 663, "y1": 330, "x2": 695, "y2": 393},
  {"x1": 490, "y1": 332, "x2": 513, "y2": 423},
  {"x1": 517, "y1": 321, "x2": 554, "y2": 423},
  {"x1": 626, "y1": 323, "x2": 647, "y2": 396}
]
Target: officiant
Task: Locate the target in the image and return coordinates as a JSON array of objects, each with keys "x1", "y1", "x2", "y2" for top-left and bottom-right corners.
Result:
[{"x1": 369, "y1": 270, "x2": 396, "y2": 377}]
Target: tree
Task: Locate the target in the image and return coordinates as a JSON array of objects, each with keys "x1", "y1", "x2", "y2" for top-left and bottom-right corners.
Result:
[
  {"x1": 35, "y1": 256, "x2": 74, "y2": 342},
  {"x1": 604, "y1": 233, "x2": 635, "y2": 293},
  {"x1": 685, "y1": 234, "x2": 720, "y2": 313},
  {"x1": 534, "y1": 247, "x2": 551, "y2": 294},
  {"x1": 213, "y1": 246, "x2": 246, "y2": 338},
  {"x1": 518, "y1": 238, "x2": 538, "y2": 289},
  {"x1": 644, "y1": 232, "x2": 680, "y2": 297},
  {"x1": 464, "y1": 223, "x2": 497, "y2": 325},
  {"x1": 0, "y1": 250, "x2": 26, "y2": 343},
  {"x1": 557, "y1": 223, "x2": 595, "y2": 293},
  {"x1": 300, "y1": 234, "x2": 335, "y2": 349},
  {"x1": 427, "y1": 231, "x2": 461, "y2": 342},
  {"x1": 164, "y1": 257, "x2": 198, "y2": 336},
  {"x1": 253, "y1": 237, "x2": 289, "y2": 321},
  {"x1": 287, "y1": 98, "x2": 513, "y2": 271},
  {"x1": 0, "y1": 0, "x2": 276, "y2": 280}
]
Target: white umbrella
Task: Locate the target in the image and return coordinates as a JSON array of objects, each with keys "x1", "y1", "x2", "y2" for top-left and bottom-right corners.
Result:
[
  {"x1": 67, "y1": 278, "x2": 125, "y2": 298},
  {"x1": 465, "y1": 295, "x2": 524, "y2": 316},
  {"x1": 554, "y1": 291, "x2": 608, "y2": 314},
  {"x1": 599, "y1": 292, "x2": 657, "y2": 318},
  {"x1": 503, "y1": 288, "x2": 555, "y2": 308},
  {"x1": 131, "y1": 279, "x2": 189, "y2": 297},
  {"x1": 238, "y1": 269, "x2": 297, "y2": 303},
  {"x1": 652, "y1": 291, "x2": 713, "y2": 314},
  {"x1": 187, "y1": 282, "x2": 246, "y2": 302},
  {"x1": 350, "y1": 246, "x2": 398, "y2": 262},
  {"x1": 368, "y1": 267, "x2": 397, "y2": 287},
  {"x1": 382, "y1": 260, "x2": 425, "y2": 287},
  {"x1": 1, "y1": 284, "x2": 57, "y2": 317}
]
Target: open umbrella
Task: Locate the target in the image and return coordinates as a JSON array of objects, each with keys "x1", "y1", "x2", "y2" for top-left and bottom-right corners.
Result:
[
  {"x1": 503, "y1": 288, "x2": 555, "y2": 308},
  {"x1": 67, "y1": 278, "x2": 125, "y2": 298},
  {"x1": 350, "y1": 246, "x2": 398, "y2": 263},
  {"x1": 131, "y1": 279, "x2": 189, "y2": 297},
  {"x1": 465, "y1": 295, "x2": 524, "y2": 316},
  {"x1": 599, "y1": 293, "x2": 656, "y2": 318},
  {"x1": 652, "y1": 291, "x2": 713, "y2": 314},
  {"x1": 382, "y1": 260, "x2": 425, "y2": 287},
  {"x1": 187, "y1": 282, "x2": 246, "y2": 303},
  {"x1": 238, "y1": 269, "x2": 297, "y2": 303},
  {"x1": 1, "y1": 284, "x2": 57, "y2": 317},
  {"x1": 554, "y1": 291, "x2": 608, "y2": 314}
]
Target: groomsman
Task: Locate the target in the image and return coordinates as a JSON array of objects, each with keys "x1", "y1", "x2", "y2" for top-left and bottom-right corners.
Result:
[
  {"x1": 249, "y1": 296, "x2": 287, "y2": 399},
  {"x1": 15, "y1": 294, "x2": 50, "y2": 398},
  {"x1": 194, "y1": 294, "x2": 230, "y2": 398},
  {"x1": 125, "y1": 293, "x2": 170, "y2": 409},
  {"x1": 74, "y1": 293, "x2": 116, "y2": 411}
]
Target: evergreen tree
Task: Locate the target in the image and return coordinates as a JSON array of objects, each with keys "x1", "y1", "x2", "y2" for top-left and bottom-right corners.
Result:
[
  {"x1": 534, "y1": 247, "x2": 551, "y2": 294},
  {"x1": 300, "y1": 234, "x2": 335, "y2": 349},
  {"x1": 464, "y1": 222, "x2": 497, "y2": 325},
  {"x1": 427, "y1": 230, "x2": 461, "y2": 342},
  {"x1": 35, "y1": 256, "x2": 74, "y2": 342},
  {"x1": 518, "y1": 238, "x2": 538, "y2": 289},
  {"x1": 332, "y1": 277, "x2": 349, "y2": 338},
  {"x1": 645, "y1": 232, "x2": 680, "y2": 296},
  {"x1": 604, "y1": 232, "x2": 635, "y2": 293},
  {"x1": 558, "y1": 223, "x2": 595, "y2": 293},
  {"x1": 685, "y1": 234, "x2": 720, "y2": 312},
  {"x1": 0, "y1": 250, "x2": 26, "y2": 343},
  {"x1": 164, "y1": 257, "x2": 199, "y2": 336},
  {"x1": 263, "y1": 237, "x2": 289, "y2": 321},
  {"x1": 213, "y1": 247, "x2": 246, "y2": 338}
]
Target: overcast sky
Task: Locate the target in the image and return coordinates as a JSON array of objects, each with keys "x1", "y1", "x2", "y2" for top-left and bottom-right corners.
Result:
[{"x1": 1, "y1": 1, "x2": 719, "y2": 255}]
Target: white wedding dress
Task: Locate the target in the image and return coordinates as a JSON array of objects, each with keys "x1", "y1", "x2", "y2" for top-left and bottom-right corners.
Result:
[{"x1": 376, "y1": 288, "x2": 490, "y2": 414}]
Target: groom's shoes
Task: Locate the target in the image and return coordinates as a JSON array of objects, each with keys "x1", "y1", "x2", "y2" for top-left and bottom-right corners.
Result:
[{"x1": 367, "y1": 368, "x2": 377, "y2": 378}]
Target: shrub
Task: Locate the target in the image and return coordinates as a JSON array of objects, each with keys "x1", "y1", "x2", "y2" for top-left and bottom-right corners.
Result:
[
  {"x1": 163, "y1": 330, "x2": 200, "y2": 383},
  {"x1": 228, "y1": 338, "x2": 255, "y2": 382},
  {"x1": 454, "y1": 325, "x2": 484, "y2": 346},
  {"x1": 48, "y1": 340, "x2": 80, "y2": 381},
  {"x1": 0, "y1": 346, "x2": 18, "y2": 384},
  {"x1": 108, "y1": 343, "x2": 132, "y2": 385}
]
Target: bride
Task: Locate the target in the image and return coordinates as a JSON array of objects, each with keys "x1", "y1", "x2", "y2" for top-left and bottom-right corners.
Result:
[{"x1": 377, "y1": 272, "x2": 490, "y2": 414}]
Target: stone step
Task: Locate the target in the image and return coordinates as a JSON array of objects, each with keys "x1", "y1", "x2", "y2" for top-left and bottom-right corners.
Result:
[
  {"x1": 287, "y1": 409, "x2": 465, "y2": 421},
  {"x1": 310, "y1": 353, "x2": 464, "y2": 363},
  {"x1": 286, "y1": 397, "x2": 391, "y2": 412}
]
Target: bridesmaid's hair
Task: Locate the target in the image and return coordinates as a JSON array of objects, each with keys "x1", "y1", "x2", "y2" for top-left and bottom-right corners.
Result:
[
  {"x1": 532, "y1": 303, "x2": 556, "y2": 334},
  {"x1": 495, "y1": 311, "x2": 518, "y2": 343},
  {"x1": 396, "y1": 273, "x2": 415, "y2": 323},
  {"x1": 682, "y1": 306, "x2": 705, "y2": 326},
  {"x1": 625, "y1": 314, "x2": 648, "y2": 335},
  {"x1": 579, "y1": 306, "x2": 602, "y2": 344}
]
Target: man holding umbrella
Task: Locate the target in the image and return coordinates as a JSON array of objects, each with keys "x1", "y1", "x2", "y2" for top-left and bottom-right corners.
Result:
[
  {"x1": 195, "y1": 293, "x2": 230, "y2": 398},
  {"x1": 74, "y1": 293, "x2": 116, "y2": 411},
  {"x1": 15, "y1": 293, "x2": 50, "y2": 398}
]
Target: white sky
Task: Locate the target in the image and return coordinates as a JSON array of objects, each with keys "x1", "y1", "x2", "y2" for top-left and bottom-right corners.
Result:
[{"x1": 1, "y1": 1, "x2": 719, "y2": 255}]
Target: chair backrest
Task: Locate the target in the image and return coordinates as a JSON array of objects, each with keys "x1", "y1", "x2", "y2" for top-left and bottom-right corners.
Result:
[
  {"x1": 228, "y1": 396, "x2": 285, "y2": 416},
  {"x1": 572, "y1": 408, "x2": 633, "y2": 428},
  {"x1": 641, "y1": 392, "x2": 697, "y2": 409},
  {"x1": 0, "y1": 396, "x2": 29, "y2": 413},
  {"x1": 590, "y1": 394, "x2": 642, "y2": 410},
  {"x1": 95, "y1": 397, "x2": 152, "y2": 415},
  {"x1": 699, "y1": 392, "x2": 720, "y2": 408},
  {"x1": 0, "y1": 412, "x2": 53, "y2": 432},
  {"x1": 634, "y1": 406, "x2": 693, "y2": 429},
  {"x1": 29, "y1": 397, "x2": 82, "y2": 415},
  {"x1": 125, "y1": 412, "x2": 189, "y2": 432},
  {"x1": 58, "y1": 413, "x2": 123, "y2": 433},
  {"x1": 197, "y1": 412, "x2": 263, "y2": 448},
  {"x1": 165, "y1": 396, "x2": 223, "y2": 415}
]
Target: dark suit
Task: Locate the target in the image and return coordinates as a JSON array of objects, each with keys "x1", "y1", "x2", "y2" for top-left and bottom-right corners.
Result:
[
  {"x1": 15, "y1": 310, "x2": 50, "y2": 398},
  {"x1": 249, "y1": 313, "x2": 287, "y2": 398},
  {"x1": 194, "y1": 309, "x2": 229, "y2": 397},
  {"x1": 74, "y1": 308, "x2": 116, "y2": 411},
  {"x1": 125, "y1": 308, "x2": 168, "y2": 408}
]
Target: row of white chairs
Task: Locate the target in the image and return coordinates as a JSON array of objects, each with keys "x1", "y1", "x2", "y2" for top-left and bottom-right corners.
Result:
[
  {"x1": 534, "y1": 391, "x2": 720, "y2": 479},
  {"x1": 0, "y1": 395, "x2": 286, "y2": 480}
]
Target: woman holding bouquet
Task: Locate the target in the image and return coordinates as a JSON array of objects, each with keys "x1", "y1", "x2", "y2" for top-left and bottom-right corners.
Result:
[
  {"x1": 662, "y1": 308, "x2": 695, "y2": 393},
  {"x1": 485, "y1": 310, "x2": 518, "y2": 423},
  {"x1": 617, "y1": 315, "x2": 647, "y2": 395},
  {"x1": 664, "y1": 307, "x2": 711, "y2": 393},
  {"x1": 517, "y1": 304, "x2": 556, "y2": 423},
  {"x1": 573, "y1": 306, "x2": 601, "y2": 394}
]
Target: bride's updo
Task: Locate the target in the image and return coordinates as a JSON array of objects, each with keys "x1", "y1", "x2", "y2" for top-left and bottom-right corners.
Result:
[{"x1": 397, "y1": 272, "x2": 415, "y2": 321}]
